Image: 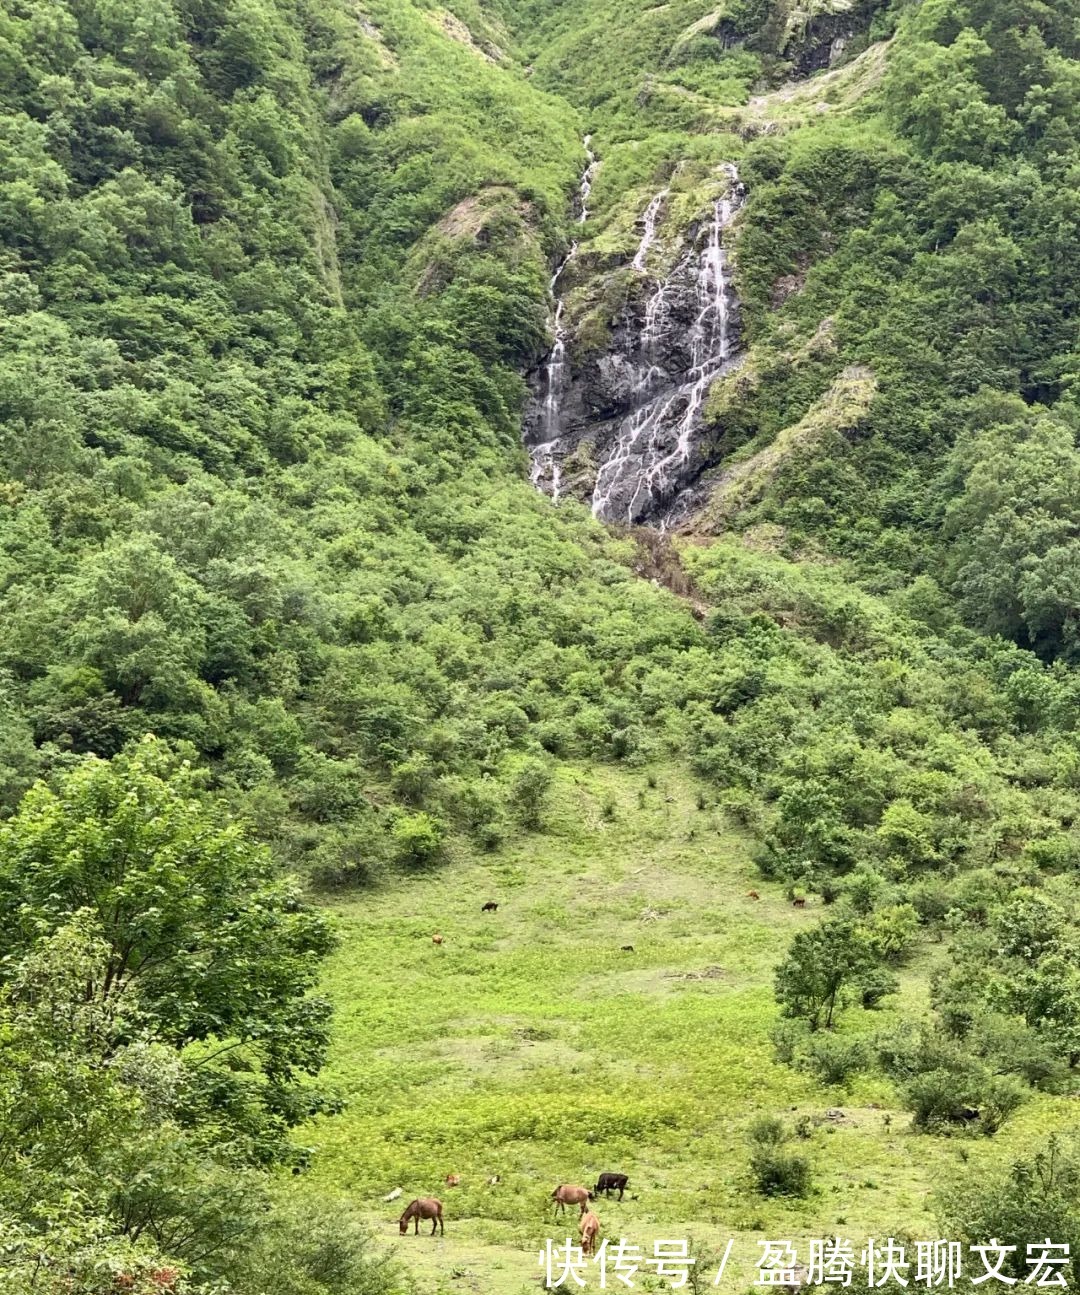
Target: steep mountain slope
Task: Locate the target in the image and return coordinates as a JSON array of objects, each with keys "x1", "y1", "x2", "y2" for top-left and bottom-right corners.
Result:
[{"x1": 3, "y1": 0, "x2": 1080, "y2": 1289}]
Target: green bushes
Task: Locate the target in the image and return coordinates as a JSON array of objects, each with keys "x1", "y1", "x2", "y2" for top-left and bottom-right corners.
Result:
[{"x1": 747, "y1": 1115, "x2": 814, "y2": 1198}]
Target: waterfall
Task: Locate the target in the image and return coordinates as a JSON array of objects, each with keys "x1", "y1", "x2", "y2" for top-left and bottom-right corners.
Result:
[
  {"x1": 527, "y1": 138, "x2": 600, "y2": 496},
  {"x1": 578, "y1": 135, "x2": 597, "y2": 224},
  {"x1": 541, "y1": 256, "x2": 574, "y2": 437},
  {"x1": 591, "y1": 164, "x2": 745, "y2": 526},
  {"x1": 631, "y1": 189, "x2": 668, "y2": 272},
  {"x1": 525, "y1": 161, "x2": 745, "y2": 529}
]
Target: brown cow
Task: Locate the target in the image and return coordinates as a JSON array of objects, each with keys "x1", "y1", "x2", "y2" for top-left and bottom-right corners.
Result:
[
  {"x1": 551, "y1": 1185, "x2": 591, "y2": 1218},
  {"x1": 398, "y1": 1197, "x2": 444, "y2": 1236},
  {"x1": 747, "y1": 890, "x2": 760, "y2": 900},
  {"x1": 580, "y1": 1210, "x2": 600, "y2": 1256},
  {"x1": 445, "y1": 1174, "x2": 461, "y2": 1187}
]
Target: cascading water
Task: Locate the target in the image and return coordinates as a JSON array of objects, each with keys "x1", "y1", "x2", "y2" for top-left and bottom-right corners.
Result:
[
  {"x1": 528, "y1": 138, "x2": 598, "y2": 500},
  {"x1": 578, "y1": 135, "x2": 598, "y2": 224},
  {"x1": 525, "y1": 163, "x2": 745, "y2": 528},
  {"x1": 592, "y1": 164, "x2": 745, "y2": 525},
  {"x1": 631, "y1": 189, "x2": 668, "y2": 271}
]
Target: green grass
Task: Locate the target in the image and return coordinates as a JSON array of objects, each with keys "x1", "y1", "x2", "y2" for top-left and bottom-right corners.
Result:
[{"x1": 296, "y1": 763, "x2": 1074, "y2": 1294}]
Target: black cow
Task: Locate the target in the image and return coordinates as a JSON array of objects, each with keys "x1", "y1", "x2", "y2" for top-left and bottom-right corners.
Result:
[
  {"x1": 481, "y1": 902, "x2": 498, "y2": 912},
  {"x1": 593, "y1": 1173, "x2": 628, "y2": 1201}
]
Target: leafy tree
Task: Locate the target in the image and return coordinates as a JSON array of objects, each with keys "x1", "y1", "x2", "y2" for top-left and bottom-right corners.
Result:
[
  {"x1": 0, "y1": 737, "x2": 334, "y2": 1162},
  {"x1": 774, "y1": 917, "x2": 884, "y2": 1030}
]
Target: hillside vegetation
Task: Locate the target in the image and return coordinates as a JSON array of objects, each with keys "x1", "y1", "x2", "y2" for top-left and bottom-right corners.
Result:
[{"x1": 2, "y1": 0, "x2": 1080, "y2": 1291}]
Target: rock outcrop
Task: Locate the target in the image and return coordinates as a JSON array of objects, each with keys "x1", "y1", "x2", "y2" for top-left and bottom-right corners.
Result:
[{"x1": 525, "y1": 164, "x2": 746, "y2": 528}]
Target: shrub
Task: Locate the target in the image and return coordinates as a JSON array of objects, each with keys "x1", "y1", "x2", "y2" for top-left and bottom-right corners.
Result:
[
  {"x1": 391, "y1": 812, "x2": 443, "y2": 868},
  {"x1": 748, "y1": 1114, "x2": 787, "y2": 1148},
  {"x1": 860, "y1": 966, "x2": 899, "y2": 1009},
  {"x1": 799, "y1": 1034, "x2": 871, "y2": 1088},
  {"x1": 749, "y1": 1145, "x2": 813, "y2": 1197},
  {"x1": 969, "y1": 1013, "x2": 1069, "y2": 1092},
  {"x1": 770, "y1": 1020, "x2": 803, "y2": 1065},
  {"x1": 905, "y1": 1067, "x2": 983, "y2": 1131},
  {"x1": 508, "y1": 758, "x2": 553, "y2": 828},
  {"x1": 747, "y1": 1114, "x2": 813, "y2": 1196},
  {"x1": 903, "y1": 1063, "x2": 1026, "y2": 1136}
]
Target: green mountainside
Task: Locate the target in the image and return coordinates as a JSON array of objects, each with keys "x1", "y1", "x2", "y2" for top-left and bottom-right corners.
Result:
[{"x1": 2, "y1": 0, "x2": 1080, "y2": 1290}]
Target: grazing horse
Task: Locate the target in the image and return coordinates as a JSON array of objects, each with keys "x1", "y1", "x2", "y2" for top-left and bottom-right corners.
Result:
[
  {"x1": 398, "y1": 1197, "x2": 444, "y2": 1235},
  {"x1": 593, "y1": 1172, "x2": 628, "y2": 1200},
  {"x1": 551, "y1": 1185, "x2": 591, "y2": 1218},
  {"x1": 580, "y1": 1210, "x2": 600, "y2": 1256},
  {"x1": 481, "y1": 902, "x2": 498, "y2": 912}
]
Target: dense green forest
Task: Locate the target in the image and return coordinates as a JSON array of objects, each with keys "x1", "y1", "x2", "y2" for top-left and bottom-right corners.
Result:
[{"x1": 3, "y1": 0, "x2": 1080, "y2": 1288}]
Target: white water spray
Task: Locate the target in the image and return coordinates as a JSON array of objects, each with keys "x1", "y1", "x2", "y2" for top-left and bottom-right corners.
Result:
[
  {"x1": 631, "y1": 189, "x2": 668, "y2": 272},
  {"x1": 529, "y1": 138, "x2": 601, "y2": 492},
  {"x1": 591, "y1": 164, "x2": 745, "y2": 525},
  {"x1": 578, "y1": 135, "x2": 598, "y2": 224}
]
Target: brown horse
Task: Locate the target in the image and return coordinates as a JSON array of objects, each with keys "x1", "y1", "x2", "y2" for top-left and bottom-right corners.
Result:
[
  {"x1": 580, "y1": 1210, "x2": 600, "y2": 1256},
  {"x1": 398, "y1": 1198, "x2": 444, "y2": 1235},
  {"x1": 551, "y1": 1185, "x2": 591, "y2": 1218}
]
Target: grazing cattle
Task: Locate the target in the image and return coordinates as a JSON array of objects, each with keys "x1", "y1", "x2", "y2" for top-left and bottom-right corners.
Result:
[
  {"x1": 398, "y1": 1198, "x2": 444, "y2": 1236},
  {"x1": 445, "y1": 1174, "x2": 461, "y2": 1187},
  {"x1": 580, "y1": 1210, "x2": 600, "y2": 1256},
  {"x1": 593, "y1": 1173, "x2": 628, "y2": 1201},
  {"x1": 792, "y1": 898, "x2": 806, "y2": 908},
  {"x1": 621, "y1": 944, "x2": 634, "y2": 953},
  {"x1": 432, "y1": 932, "x2": 444, "y2": 945},
  {"x1": 551, "y1": 1185, "x2": 591, "y2": 1218},
  {"x1": 487, "y1": 1175, "x2": 501, "y2": 1186},
  {"x1": 747, "y1": 890, "x2": 760, "y2": 900},
  {"x1": 481, "y1": 902, "x2": 498, "y2": 913}
]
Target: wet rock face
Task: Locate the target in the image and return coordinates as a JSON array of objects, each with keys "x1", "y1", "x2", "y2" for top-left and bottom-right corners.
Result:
[{"x1": 525, "y1": 167, "x2": 745, "y2": 527}]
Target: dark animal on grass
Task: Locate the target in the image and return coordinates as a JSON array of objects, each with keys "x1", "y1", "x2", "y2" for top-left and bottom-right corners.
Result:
[
  {"x1": 747, "y1": 890, "x2": 760, "y2": 900},
  {"x1": 432, "y1": 932, "x2": 444, "y2": 945},
  {"x1": 445, "y1": 1174, "x2": 460, "y2": 1186},
  {"x1": 551, "y1": 1185, "x2": 591, "y2": 1217},
  {"x1": 580, "y1": 1210, "x2": 600, "y2": 1256},
  {"x1": 399, "y1": 1198, "x2": 444, "y2": 1235},
  {"x1": 792, "y1": 898, "x2": 806, "y2": 908},
  {"x1": 482, "y1": 901, "x2": 499, "y2": 912},
  {"x1": 621, "y1": 945, "x2": 634, "y2": 953},
  {"x1": 593, "y1": 1173, "x2": 628, "y2": 1200}
]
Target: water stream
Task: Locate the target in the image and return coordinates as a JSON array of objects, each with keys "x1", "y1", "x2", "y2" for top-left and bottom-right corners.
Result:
[
  {"x1": 530, "y1": 138, "x2": 598, "y2": 500},
  {"x1": 631, "y1": 189, "x2": 668, "y2": 272},
  {"x1": 594, "y1": 167, "x2": 743, "y2": 524},
  {"x1": 527, "y1": 162, "x2": 745, "y2": 528}
]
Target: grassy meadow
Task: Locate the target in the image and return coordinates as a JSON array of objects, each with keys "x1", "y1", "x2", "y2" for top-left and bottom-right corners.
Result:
[{"x1": 297, "y1": 765, "x2": 1076, "y2": 1295}]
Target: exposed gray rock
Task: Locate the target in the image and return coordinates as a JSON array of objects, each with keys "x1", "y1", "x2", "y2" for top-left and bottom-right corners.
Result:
[{"x1": 525, "y1": 165, "x2": 745, "y2": 527}]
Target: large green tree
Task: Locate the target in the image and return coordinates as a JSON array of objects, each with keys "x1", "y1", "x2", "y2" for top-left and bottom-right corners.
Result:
[{"x1": 0, "y1": 737, "x2": 334, "y2": 1162}]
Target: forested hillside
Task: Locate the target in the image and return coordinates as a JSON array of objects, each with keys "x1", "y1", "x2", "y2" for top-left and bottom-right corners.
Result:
[{"x1": 3, "y1": 0, "x2": 1080, "y2": 1290}]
